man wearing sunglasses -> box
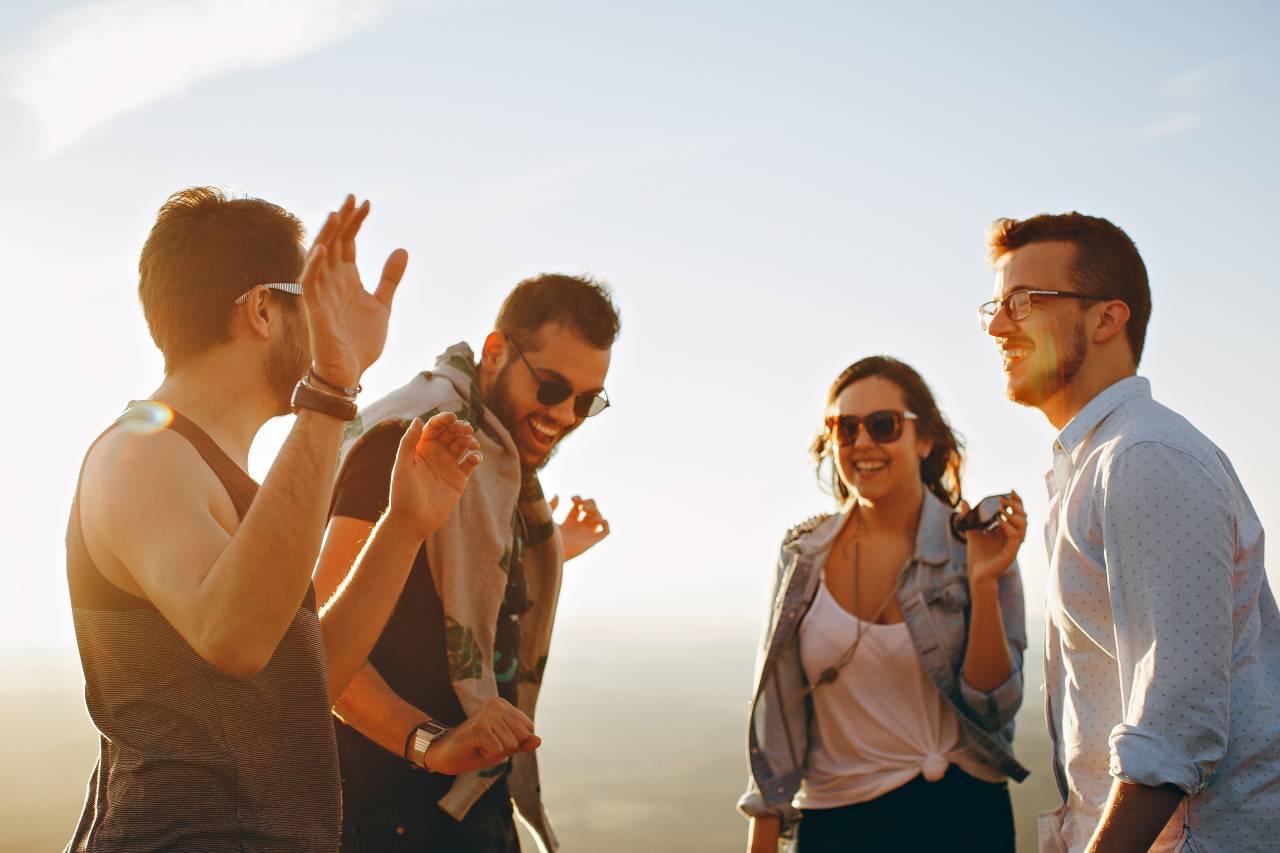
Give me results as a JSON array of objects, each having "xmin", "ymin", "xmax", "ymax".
[
  {"xmin": 315, "ymin": 273, "xmax": 620, "ymax": 852},
  {"xmin": 983, "ymin": 213, "xmax": 1280, "ymax": 853},
  {"xmin": 64, "ymin": 189, "xmax": 486, "ymax": 852}
]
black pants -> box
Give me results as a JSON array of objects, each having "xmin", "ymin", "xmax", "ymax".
[
  {"xmin": 339, "ymin": 796, "xmax": 520, "ymax": 853},
  {"xmin": 796, "ymin": 767, "xmax": 1015, "ymax": 853}
]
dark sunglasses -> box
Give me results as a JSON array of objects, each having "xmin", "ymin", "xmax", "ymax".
[
  {"xmin": 506, "ymin": 336, "xmax": 610, "ymax": 419},
  {"xmin": 825, "ymin": 410, "xmax": 918, "ymax": 445}
]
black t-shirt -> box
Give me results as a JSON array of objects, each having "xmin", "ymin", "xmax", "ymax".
[{"xmin": 330, "ymin": 425, "xmax": 527, "ymax": 830}]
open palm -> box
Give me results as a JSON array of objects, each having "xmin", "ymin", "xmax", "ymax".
[
  {"xmin": 388, "ymin": 413, "xmax": 483, "ymax": 539},
  {"xmin": 299, "ymin": 195, "xmax": 409, "ymax": 387}
]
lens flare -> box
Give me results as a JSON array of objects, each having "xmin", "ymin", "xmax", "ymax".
[{"xmin": 116, "ymin": 400, "xmax": 174, "ymax": 435}]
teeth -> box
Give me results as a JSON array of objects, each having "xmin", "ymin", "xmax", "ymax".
[
  {"xmin": 530, "ymin": 419, "xmax": 559, "ymax": 440},
  {"xmin": 854, "ymin": 460, "xmax": 887, "ymax": 473},
  {"xmin": 1002, "ymin": 347, "xmax": 1029, "ymax": 363}
]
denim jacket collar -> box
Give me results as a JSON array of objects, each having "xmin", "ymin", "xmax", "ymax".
[{"xmin": 792, "ymin": 491, "xmax": 953, "ymax": 567}]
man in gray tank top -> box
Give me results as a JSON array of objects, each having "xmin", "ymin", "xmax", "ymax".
[{"xmin": 65, "ymin": 188, "xmax": 535, "ymax": 852}]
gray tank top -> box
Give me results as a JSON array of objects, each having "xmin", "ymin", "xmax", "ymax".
[{"xmin": 65, "ymin": 405, "xmax": 340, "ymax": 852}]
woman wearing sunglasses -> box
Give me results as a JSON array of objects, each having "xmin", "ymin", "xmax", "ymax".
[{"xmin": 739, "ymin": 356, "xmax": 1029, "ymax": 853}]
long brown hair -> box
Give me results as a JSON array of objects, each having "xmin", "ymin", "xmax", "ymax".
[{"xmin": 810, "ymin": 356, "xmax": 964, "ymax": 507}]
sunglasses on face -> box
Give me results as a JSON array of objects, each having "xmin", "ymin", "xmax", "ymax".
[
  {"xmin": 825, "ymin": 410, "xmax": 918, "ymax": 445},
  {"xmin": 506, "ymin": 336, "xmax": 610, "ymax": 419}
]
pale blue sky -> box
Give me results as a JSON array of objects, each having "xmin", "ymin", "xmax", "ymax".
[{"xmin": 2, "ymin": 0, "xmax": 1278, "ymax": 665}]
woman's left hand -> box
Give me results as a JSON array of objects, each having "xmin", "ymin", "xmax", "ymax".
[{"xmin": 964, "ymin": 491, "xmax": 1027, "ymax": 587}]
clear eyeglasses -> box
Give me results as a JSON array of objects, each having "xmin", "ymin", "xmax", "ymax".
[{"xmin": 977, "ymin": 289, "xmax": 1112, "ymax": 331}]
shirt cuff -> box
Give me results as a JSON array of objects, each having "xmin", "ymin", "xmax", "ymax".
[
  {"xmin": 1108, "ymin": 724, "xmax": 1205, "ymax": 795},
  {"xmin": 959, "ymin": 663, "xmax": 1022, "ymax": 728},
  {"xmin": 737, "ymin": 788, "xmax": 800, "ymax": 825}
]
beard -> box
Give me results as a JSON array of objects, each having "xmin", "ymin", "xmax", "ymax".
[
  {"xmin": 267, "ymin": 308, "xmax": 311, "ymax": 414},
  {"xmin": 487, "ymin": 363, "xmax": 568, "ymax": 472},
  {"xmin": 1009, "ymin": 318, "xmax": 1088, "ymax": 408}
]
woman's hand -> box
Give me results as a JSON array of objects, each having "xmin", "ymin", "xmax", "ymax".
[
  {"xmin": 964, "ymin": 491, "xmax": 1027, "ymax": 588},
  {"xmin": 386, "ymin": 414, "xmax": 482, "ymax": 540}
]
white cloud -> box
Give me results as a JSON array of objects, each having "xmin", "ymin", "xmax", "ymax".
[
  {"xmin": 1159, "ymin": 59, "xmax": 1230, "ymax": 101},
  {"xmin": 1137, "ymin": 58, "xmax": 1235, "ymax": 140},
  {"xmin": 3, "ymin": 0, "xmax": 393, "ymax": 157},
  {"xmin": 1138, "ymin": 112, "xmax": 1204, "ymax": 139}
]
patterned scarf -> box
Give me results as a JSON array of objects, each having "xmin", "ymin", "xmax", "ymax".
[{"xmin": 339, "ymin": 343, "xmax": 563, "ymax": 851}]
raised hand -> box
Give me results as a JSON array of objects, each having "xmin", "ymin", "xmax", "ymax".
[
  {"xmin": 299, "ymin": 195, "xmax": 409, "ymax": 387},
  {"xmin": 964, "ymin": 491, "xmax": 1027, "ymax": 587},
  {"xmin": 423, "ymin": 697, "xmax": 541, "ymax": 776},
  {"xmin": 552, "ymin": 495, "xmax": 611, "ymax": 561},
  {"xmin": 387, "ymin": 413, "xmax": 483, "ymax": 540}
]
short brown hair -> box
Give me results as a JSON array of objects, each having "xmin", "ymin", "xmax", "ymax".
[
  {"xmin": 496, "ymin": 273, "xmax": 621, "ymax": 350},
  {"xmin": 810, "ymin": 356, "xmax": 965, "ymax": 508},
  {"xmin": 987, "ymin": 212, "xmax": 1151, "ymax": 364},
  {"xmin": 138, "ymin": 187, "xmax": 305, "ymax": 372}
]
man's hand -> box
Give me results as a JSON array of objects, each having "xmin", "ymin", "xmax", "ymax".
[
  {"xmin": 964, "ymin": 490, "xmax": 1027, "ymax": 587},
  {"xmin": 552, "ymin": 495, "xmax": 610, "ymax": 561},
  {"xmin": 387, "ymin": 414, "xmax": 483, "ymax": 540},
  {"xmin": 300, "ymin": 195, "xmax": 409, "ymax": 387},
  {"xmin": 423, "ymin": 697, "xmax": 541, "ymax": 775}
]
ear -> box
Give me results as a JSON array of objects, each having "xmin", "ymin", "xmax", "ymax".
[
  {"xmin": 479, "ymin": 331, "xmax": 507, "ymax": 383},
  {"xmin": 916, "ymin": 434, "xmax": 935, "ymax": 462},
  {"xmin": 1092, "ymin": 300, "xmax": 1131, "ymax": 347},
  {"xmin": 235, "ymin": 287, "xmax": 273, "ymax": 342}
]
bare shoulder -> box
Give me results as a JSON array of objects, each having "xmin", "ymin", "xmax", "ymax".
[{"xmin": 80, "ymin": 423, "xmax": 233, "ymax": 584}]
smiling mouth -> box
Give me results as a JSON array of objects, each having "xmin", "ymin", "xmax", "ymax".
[
  {"xmin": 1000, "ymin": 343, "xmax": 1033, "ymax": 370},
  {"xmin": 852, "ymin": 459, "xmax": 888, "ymax": 474},
  {"xmin": 527, "ymin": 415, "xmax": 562, "ymax": 448}
]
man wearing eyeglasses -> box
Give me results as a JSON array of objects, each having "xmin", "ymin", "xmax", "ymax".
[
  {"xmin": 314, "ymin": 273, "xmax": 620, "ymax": 852},
  {"xmin": 981, "ymin": 213, "xmax": 1280, "ymax": 853}
]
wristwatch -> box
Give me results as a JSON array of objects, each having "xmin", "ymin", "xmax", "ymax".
[{"xmin": 406, "ymin": 719, "xmax": 451, "ymax": 770}]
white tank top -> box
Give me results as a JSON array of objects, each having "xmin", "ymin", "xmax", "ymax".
[{"xmin": 795, "ymin": 579, "xmax": 1003, "ymax": 809}]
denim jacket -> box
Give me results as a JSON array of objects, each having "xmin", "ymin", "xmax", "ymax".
[{"xmin": 738, "ymin": 492, "xmax": 1029, "ymax": 831}]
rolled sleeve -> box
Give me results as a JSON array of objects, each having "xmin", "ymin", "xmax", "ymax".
[
  {"xmin": 959, "ymin": 660, "xmax": 1023, "ymax": 730},
  {"xmin": 1100, "ymin": 441, "xmax": 1233, "ymax": 794},
  {"xmin": 1109, "ymin": 724, "xmax": 1204, "ymax": 794}
]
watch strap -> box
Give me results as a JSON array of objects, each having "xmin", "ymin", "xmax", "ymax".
[
  {"xmin": 407, "ymin": 719, "xmax": 451, "ymax": 770},
  {"xmin": 291, "ymin": 381, "xmax": 358, "ymax": 421}
]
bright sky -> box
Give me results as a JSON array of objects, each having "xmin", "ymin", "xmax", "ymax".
[{"xmin": 2, "ymin": 0, "xmax": 1278, "ymax": 668}]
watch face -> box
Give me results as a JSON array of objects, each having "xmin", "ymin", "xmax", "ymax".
[{"xmin": 415, "ymin": 721, "xmax": 449, "ymax": 747}]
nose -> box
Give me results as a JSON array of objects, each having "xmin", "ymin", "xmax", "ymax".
[
  {"xmin": 985, "ymin": 300, "xmax": 1017, "ymax": 339},
  {"xmin": 851, "ymin": 421, "xmax": 876, "ymax": 450},
  {"xmin": 546, "ymin": 395, "xmax": 577, "ymax": 427}
]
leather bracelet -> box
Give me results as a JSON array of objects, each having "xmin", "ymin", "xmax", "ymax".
[
  {"xmin": 291, "ymin": 381, "xmax": 358, "ymax": 421},
  {"xmin": 308, "ymin": 368, "xmax": 361, "ymax": 399}
]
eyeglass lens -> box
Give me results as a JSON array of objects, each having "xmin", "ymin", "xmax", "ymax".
[
  {"xmin": 534, "ymin": 380, "xmax": 608, "ymax": 418},
  {"xmin": 980, "ymin": 292, "xmax": 1033, "ymax": 330}
]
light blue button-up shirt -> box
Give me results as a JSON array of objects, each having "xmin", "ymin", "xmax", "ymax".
[{"xmin": 1043, "ymin": 376, "xmax": 1280, "ymax": 852}]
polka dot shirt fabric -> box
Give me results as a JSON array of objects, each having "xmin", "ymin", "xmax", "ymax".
[{"xmin": 1042, "ymin": 376, "xmax": 1280, "ymax": 852}]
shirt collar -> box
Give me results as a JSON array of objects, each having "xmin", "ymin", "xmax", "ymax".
[{"xmin": 1054, "ymin": 375, "xmax": 1151, "ymax": 458}]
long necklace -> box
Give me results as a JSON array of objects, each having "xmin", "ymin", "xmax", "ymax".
[{"xmin": 813, "ymin": 507, "xmax": 908, "ymax": 688}]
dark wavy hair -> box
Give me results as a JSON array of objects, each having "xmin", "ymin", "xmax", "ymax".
[{"xmin": 810, "ymin": 356, "xmax": 965, "ymax": 507}]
